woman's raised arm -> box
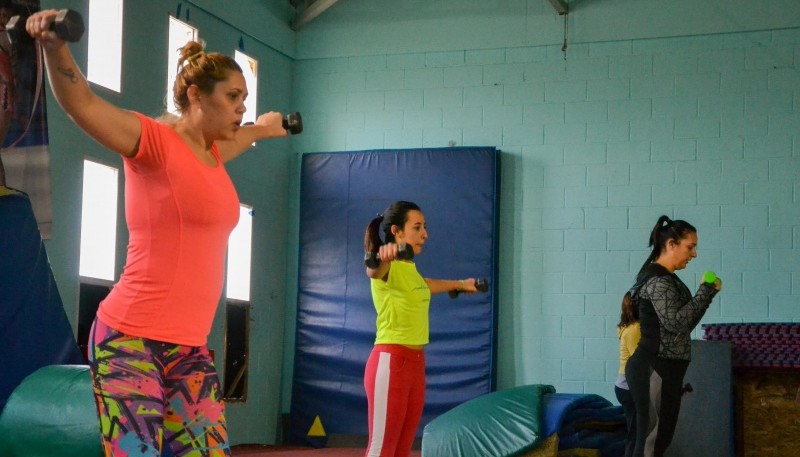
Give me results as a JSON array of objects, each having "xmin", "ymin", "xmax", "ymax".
[{"xmin": 29, "ymin": 10, "xmax": 141, "ymax": 157}]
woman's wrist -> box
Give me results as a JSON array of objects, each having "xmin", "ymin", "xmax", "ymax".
[{"xmin": 458, "ymin": 279, "xmax": 465, "ymax": 291}]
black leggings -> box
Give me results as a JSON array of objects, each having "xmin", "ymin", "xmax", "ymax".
[
  {"xmin": 615, "ymin": 385, "xmax": 636, "ymax": 457},
  {"xmin": 625, "ymin": 350, "xmax": 689, "ymax": 457}
]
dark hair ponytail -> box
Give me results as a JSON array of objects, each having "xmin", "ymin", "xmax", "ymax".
[
  {"xmin": 363, "ymin": 201, "xmax": 421, "ymax": 253},
  {"xmin": 364, "ymin": 216, "xmax": 383, "ymax": 254},
  {"xmin": 617, "ymin": 292, "xmax": 638, "ymax": 328},
  {"xmin": 638, "ymin": 215, "xmax": 697, "ymax": 273}
]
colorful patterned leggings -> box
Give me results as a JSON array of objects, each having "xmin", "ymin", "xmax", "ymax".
[{"xmin": 88, "ymin": 317, "xmax": 230, "ymax": 457}]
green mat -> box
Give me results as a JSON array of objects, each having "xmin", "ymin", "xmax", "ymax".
[
  {"xmin": 422, "ymin": 384, "xmax": 556, "ymax": 457},
  {"xmin": 0, "ymin": 365, "xmax": 102, "ymax": 457}
]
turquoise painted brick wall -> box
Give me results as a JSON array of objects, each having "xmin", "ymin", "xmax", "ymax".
[
  {"xmin": 26, "ymin": 0, "xmax": 799, "ymax": 443},
  {"xmin": 291, "ymin": 25, "xmax": 800, "ymax": 402}
]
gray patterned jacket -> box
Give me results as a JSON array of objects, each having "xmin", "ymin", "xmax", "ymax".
[{"xmin": 631, "ymin": 263, "xmax": 718, "ymax": 360}]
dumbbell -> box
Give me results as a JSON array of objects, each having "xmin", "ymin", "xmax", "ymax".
[
  {"xmin": 243, "ymin": 112, "xmax": 303, "ymax": 135},
  {"xmin": 449, "ymin": 278, "xmax": 489, "ymax": 299},
  {"xmin": 6, "ymin": 9, "xmax": 85, "ymax": 47},
  {"xmin": 282, "ymin": 112, "xmax": 303, "ymax": 135},
  {"xmin": 364, "ymin": 243, "xmax": 413, "ymax": 269},
  {"xmin": 702, "ymin": 271, "xmax": 718, "ymax": 285}
]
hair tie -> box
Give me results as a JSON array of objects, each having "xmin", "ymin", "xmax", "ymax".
[
  {"xmin": 188, "ymin": 51, "xmax": 205, "ymax": 62},
  {"xmin": 377, "ymin": 213, "xmax": 383, "ymax": 219}
]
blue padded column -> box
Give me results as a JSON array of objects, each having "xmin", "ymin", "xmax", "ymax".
[{"xmin": 0, "ymin": 191, "xmax": 83, "ymax": 414}]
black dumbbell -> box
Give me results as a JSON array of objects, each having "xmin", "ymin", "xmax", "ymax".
[
  {"xmin": 282, "ymin": 112, "xmax": 303, "ymax": 135},
  {"xmin": 364, "ymin": 243, "xmax": 413, "ymax": 269},
  {"xmin": 6, "ymin": 9, "xmax": 85, "ymax": 47},
  {"xmin": 449, "ymin": 278, "xmax": 489, "ymax": 299},
  {"xmin": 243, "ymin": 112, "xmax": 303, "ymax": 135}
]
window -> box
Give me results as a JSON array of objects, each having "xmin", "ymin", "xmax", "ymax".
[
  {"xmin": 226, "ymin": 204, "xmax": 253, "ymax": 300},
  {"xmin": 166, "ymin": 16, "xmax": 198, "ymax": 114},
  {"xmin": 223, "ymin": 302, "xmax": 250, "ymax": 401},
  {"xmin": 87, "ymin": 0, "xmax": 123, "ymax": 91},
  {"xmin": 77, "ymin": 282, "xmax": 112, "ymax": 360},
  {"xmin": 224, "ymin": 204, "xmax": 253, "ymax": 401},
  {"xmin": 78, "ymin": 159, "xmax": 119, "ymax": 361},
  {"xmin": 234, "ymin": 50, "xmax": 258, "ymax": 125},
  {"xmin": 79, "ymin": 160, "xmax": 118, "ymax": 281}
]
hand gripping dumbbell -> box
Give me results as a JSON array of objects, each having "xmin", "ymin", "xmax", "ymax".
[
  {"xmin": 244, "ymin": 112, "xmax": 303, "ymax": 135},
  {"xmin": 6, "ymin": 9, "xmax": 85, "ymax": 47},
  {"xmin": 364, "ymin": 243, "xmax": 413, "ymax": 269},
  {"xmin": 449, "ymin": 278, "xmax": 489, "ymax": 299}
]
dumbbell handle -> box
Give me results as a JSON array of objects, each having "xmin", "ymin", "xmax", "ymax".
[
  {"xmin": 448, "ymin": 278, "xmax": 489, "ymax": 299},
  {"xmin": 364, "ymin": 243, "xmax": 413, "ymax": 269}
]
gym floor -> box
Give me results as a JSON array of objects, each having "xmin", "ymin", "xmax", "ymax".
[{"xmin": 230, "ymin": 445, "xmax": 421, "ymax": 456}]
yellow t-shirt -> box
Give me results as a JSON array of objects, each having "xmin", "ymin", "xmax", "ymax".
[
  {"xmin": 618, "ymin": 322, "xmax": 641, "ymax": 375},
  {"xmin": 370, "ymin": 260, "xmax": 431, "ymax": 346},
  {"xmin": 0, "ymin": 186, "xmax": 19, "ymax": 197}
]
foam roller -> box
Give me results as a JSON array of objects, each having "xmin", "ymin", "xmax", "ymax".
[{"xmin": 0, "ymin": 365, "xmax": 101, "ymax": 457}]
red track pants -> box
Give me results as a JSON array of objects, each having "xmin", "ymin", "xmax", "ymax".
[{"xmin": 363, "ymin": 344, "xmax": 426, "ymax": 457}]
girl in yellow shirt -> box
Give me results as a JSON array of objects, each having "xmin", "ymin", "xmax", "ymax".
[{"xmin": 616, "ymin": 291, "xmax": 640, "ymax": 457}]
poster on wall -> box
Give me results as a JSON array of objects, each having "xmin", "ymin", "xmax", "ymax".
[{"xmin": 0, "ymin": 0, "xmax": 53, "ymax": 238}]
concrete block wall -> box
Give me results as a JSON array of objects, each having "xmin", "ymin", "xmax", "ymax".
[{"xmin": 290, "ymin": 28, "xmax": 800, "ymax": 398}]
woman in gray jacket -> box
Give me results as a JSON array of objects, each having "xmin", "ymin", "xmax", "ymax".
[{"xmin": 625, "ymin": 215, "xmax": 721, "ymax": 457}]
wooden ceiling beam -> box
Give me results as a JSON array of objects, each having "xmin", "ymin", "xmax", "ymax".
[
  {"xmin": 291, "ymin": 0, "xmax": 340, "ymax": 30},
  {"xmin": 547, "ymin": 0, "xmax": 569, "ymax": 15}
]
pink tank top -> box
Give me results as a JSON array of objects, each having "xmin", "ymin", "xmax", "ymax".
[{"xmin": 97, "ymin": 113, "xmax": 239, "ymax": 346}]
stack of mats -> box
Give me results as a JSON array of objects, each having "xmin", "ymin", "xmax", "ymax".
[
  {"xmin": 702, "ymin": 323, "xmax": 800, "ymax": 368},
  {"xmin": 421, "ymin": 386, "xmax": 626, "ymax": 457},
  {"xmin": 541, "ymin": 393, "xmax": 625, "ymax": 457}
]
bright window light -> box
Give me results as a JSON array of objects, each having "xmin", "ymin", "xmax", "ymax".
[
  {"xmin": 226, "ymin": 204, "xmax": 253, "ymax": 301},
  {"xmin": 87, "ymin": 0, "xmax": 123, "ymax": 92},
  {"xmin": 166, "ymin": 16, "xmax": 198, "ymax": 114},
  {"xmin": 79, "ymin": 160, "xmax": 118, "ymax": 281},
  {"xmin": 234, "ymin": 50, "xmax": 258, "ymax": 125}
]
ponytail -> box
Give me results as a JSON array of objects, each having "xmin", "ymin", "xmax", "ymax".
[
  {"xmin": 617, "ymin": 292, "xmax": 638, "ymax": 328},
  {"xmin": 639, "ymin": 215, "xmax": 671, "ymax": 271},
  {"xmin": 364, "ymin": 215, "xmax": 383, "ymax": 254}
]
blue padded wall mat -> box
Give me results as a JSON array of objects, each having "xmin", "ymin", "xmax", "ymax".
[{"xmin": 289, "ymin": 147, "xmax": 500, "ymax": 446}]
